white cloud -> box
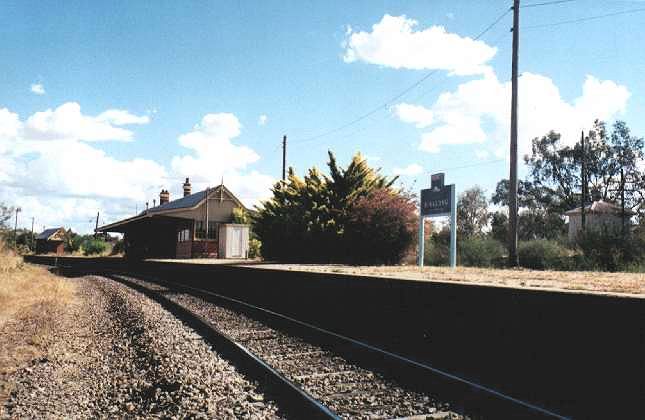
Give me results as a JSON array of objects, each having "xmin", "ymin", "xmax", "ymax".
[
  {"xmin": 97, "ymin": 109, "xmax": 151, "ymax": 125},
  {"xmin": 171, "ymin": 113, "xmax": 274, "ymax": 207},
  {"xmin": 343, "ymin": 14, "xmax": 496, "ymax": 75},
  {"xmin": 24, "ymin": 102, "xmax": 149, "ymax": 142},
  {"xmin": 393, "ymin": 163, "xmax": 424, "ymax": 176},
  {"xmin": 392, "ymin": 103, "xmax": 434, "ymax": 128},
  {"xmin": 1, "ymin": 104, "xmax": 274, "ymax": 232},
  {"xmin": 258, "ymin": 114, "xmax": 268, "ymax": 126},
  {"xmin": 30, "ymin": 83, "xmax": 45, "ymax": 95},
  {"xmin": 0, "ymin": 103, "xmax": 164, "ymax": 232},
  {"xmin": 395, "ymin": 72, "xmax": 630, "ymax": 156}
]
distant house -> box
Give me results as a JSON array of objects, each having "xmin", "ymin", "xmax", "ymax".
[
  {"xmin": 565, "ymin": 200, "xmax": 636, "ymax": 242},
  {"xmin": 35, "ymin": 227, "xmax": 66, "ymax": 255},
  {"xmin": 96, "ymin": 178, "xmax": 250, "ymax": 260}
]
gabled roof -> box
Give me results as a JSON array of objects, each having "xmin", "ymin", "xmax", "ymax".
[
  {"xmin": 36, "ymin": 227, "xmax": 65, "ymax": 240},
  {"xmin": 565, "ymin": 200, "xmax": 636, "ymax": 216},
  {"xmin": 97, "ymin": 184, "xmax": 247, "ymax": 232}
]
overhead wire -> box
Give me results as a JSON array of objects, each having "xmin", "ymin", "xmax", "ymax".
[
  {"xmin": 290, "ymin": 6, "xmax": 513, "ymax": 145},
  {"xmin": 521, "ymin": 0, "xmax": 576, "ymax": 8},
  {"xmin": 524, "ymin": 6, "xmax": 645, "ymax": 29}
]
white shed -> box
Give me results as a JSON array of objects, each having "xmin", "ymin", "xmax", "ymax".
[
  {"xmin": 565, "ymin": 200, "xmax": 635, "ymax": 242},
  {"xmin": 218, "ymin": 224, "xmax": 250, "ymax": 258}
]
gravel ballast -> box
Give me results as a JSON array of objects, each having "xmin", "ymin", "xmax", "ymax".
[
  {"xmin": 3, "ymin": 275, "xmax": 281, "ymax": 419},
  {"xmin": 114, "ymin": 275, "xmax": 464, "ymax": 419}
]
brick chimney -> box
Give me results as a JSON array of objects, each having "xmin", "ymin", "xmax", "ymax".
[
  {"xmin": 183, "ymin": 177, "xmax": 192, "ymax": 197},
  {"xmin": 159, "ymin": 189, "xmax": 170, "ymax": 205}
]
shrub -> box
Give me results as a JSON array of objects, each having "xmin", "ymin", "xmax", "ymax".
[
  {"xmin": 82, "ymin": 238, "xmax": 108, "ymax": 256},
  {"xmin": 423, "ymin": 229, "xmax": 449, "ymax": 266},
  {"xmin": 459, "ymin": 237, "xmax": 505, "ymax": 267},
  {"xmin": 576, "ymin": 228, "xmax": 645, "ymax": 272},
  {"xmin": 111, "ymin": 239, "xmax": 125, "ymax": 255},
  {"xmin": 248, "ymin": 238, "xmax": 261, "ymax": 259},
  {"xmin": 518, "ymin": 240, "xmax": 567, "ymax": 270},
  {"xmin": 344, "ymin": 189, "xmax": 417, "ymax": 265}
]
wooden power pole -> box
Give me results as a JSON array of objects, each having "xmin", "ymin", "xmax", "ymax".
[
  {"xmin": 282, "ymin": 135, "xmax": 287, "ymax": 181},
  {"xmin": 581, "ymin": 131, "xmax": 586, "ymax": 232},
  {"xmin": 508, "ymin": 0, "xmax": 520, "ymax": 267},
  {"xmin": 94, "ymin": 212, "xmax": 99, "ymax": 237}
]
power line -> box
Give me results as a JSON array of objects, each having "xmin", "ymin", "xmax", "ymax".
[
  {"xmin": 521, "ymin": 0, "xmax": 576, "ymax": 8},
  {"xmin": 525, "ymin": 7, "xmax": 645, "ymax": 29},
  {"xmin": 291, "ymin": 7, "xmax": 513, "ymax": 145}
]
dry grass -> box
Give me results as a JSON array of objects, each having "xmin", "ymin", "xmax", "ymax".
[
  {"xmin": 253, "ymin": 264, "xmax": 645, "ymax": 297},
  {"xmin": 0, "ymin": 241, "xmax": 76, "ymax": 412}
]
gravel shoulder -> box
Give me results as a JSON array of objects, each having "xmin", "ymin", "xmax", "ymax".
[{"xmin": 2, "ymin": 275, "xmax": 282, "ymax": 419}]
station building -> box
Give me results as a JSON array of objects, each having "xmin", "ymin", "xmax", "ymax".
[
  {"xmin": 97, "ymin": 178, "xmax": 250, "ymax": 260},
  {"xmin": 35, "ymin": 227, "xmax": 66, "ymax": 255}
]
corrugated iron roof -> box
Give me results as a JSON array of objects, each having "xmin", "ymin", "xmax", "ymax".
[
  {"xmin": 147, "ymin": 189, "xmax": 208, "ymax": 213},
  {"xmin": 36, "ymin": 227, "xmax": 64, "ymax": 240}
]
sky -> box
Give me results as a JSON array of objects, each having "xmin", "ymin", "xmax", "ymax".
[{"xmin": 1, "ymin": 0, "xmax": 644, "ymax": 233}]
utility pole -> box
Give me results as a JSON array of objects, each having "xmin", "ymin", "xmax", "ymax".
[
  {"xmin": 581, "ymin": 131, "xmax": 586, "ymax": 232},
  {"xmin": 282, "ymin": 135, "xmax": 287, "ymax": 181},
  {"xmin": 14, "ymin": 207, "xmax": 21, "ymax": 248},
  {"xmin": 31, "ymin": 217, "xmax": 35, "ymax": 251},
  {"xmin": 94, "ymin": 212, "xmax": 99, "ymax": 238},
  {"xmin": 508, "ymin": 0, "xmax": 520, "ymax": 267}
]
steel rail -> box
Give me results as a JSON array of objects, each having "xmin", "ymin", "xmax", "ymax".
[
  {"xmin": 106, "ymin": 274, "xmax": 340, "ymax": 420},
  {"xmin": 122, "ymin": 273, "xmax": 568, "ymax": 420}
]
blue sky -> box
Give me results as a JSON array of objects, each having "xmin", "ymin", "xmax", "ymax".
[{"xmin": 1, "ymin": 0, "xmax": 644, "ymax": 232}]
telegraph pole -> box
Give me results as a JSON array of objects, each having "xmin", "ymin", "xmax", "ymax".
[
  {"xmin": 282, "ymin": 135, "xmax": 287, "ymax": 181},
  {"xmin": 581, "ymin": 131, "xmax": 586, "ymax": 232},
  {"xmin": 94, "ymin": 212, "xmax": 99, "ymax": 237},
  {"xmin": 508, "ymin": 0, "xmax": 520, "ymax": 267},
  {"xmin": 31, "ymin": 217, "xmax": 35, "ymax": 250},
  {"xmin": 14, "ymin": 207, "xmax": 21, "ymax": 248}
]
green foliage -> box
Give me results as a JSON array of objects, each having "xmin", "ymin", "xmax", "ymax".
[
  {"xmin": 253, "ymin": 151, "xmax": 411, "ymax": 263},
  {"xmin": 424, "ymin": 228, "xmax": 449, "ymax": 266},
  {"xmin": 111, "ymin": 239, "xmax": 125, "ymax": 255},
  {"xmin": 231, "ymin": 207, "xmax": 250, "ymax": 224},
  {"xmin": 82, "ymin": 238, "xmax": 108, "ymax": 256},
  {"xmin": 459, "ymin": 237, "xmax": 505, "ymax": 267},
  {"xmin": 518, "ymin": 240, "xmax": 567, "ymax": 270},
  {"xmin": 457, "ymin": 186, "xmax": 489, "ymax": 238},
  {"xmin": 576, "ymin": 228, "xmax": 645, "ymax": 272},
  {"xmin": 248, "ymin": 238, "xmax": 261, "ymax": 259},
  {"xmin": 64, "ymin": 231, "xmax": 85, "ymax": 253}
]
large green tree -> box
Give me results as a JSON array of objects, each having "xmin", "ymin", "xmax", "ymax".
[
  {"xmin": 457, "ymin": 186, "xmax": 489, "ymax": 238},
  {"xmin": 253, "ymin": 151, "xmax": 415, "ymax": 263}
]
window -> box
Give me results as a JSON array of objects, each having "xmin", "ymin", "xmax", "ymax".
[
  {"xmin": 177, "ymin": 229, "xmax": 190, "ymax": 242},
  {"xmin": 195, "ymin": 221, "xmax": 218, "ymax": 240}
]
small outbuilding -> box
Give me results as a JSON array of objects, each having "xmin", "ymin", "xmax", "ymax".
[
  {"xmin": 565, "ymin": 200, "xmax": 635, "ymax": 242},
  {"xmin": 35, "ymin": 227, "xmax": 66, "ymax": 255},
  {"xmin": 96, "ymin": 178, "xmax": 251, "ymax": 260}
]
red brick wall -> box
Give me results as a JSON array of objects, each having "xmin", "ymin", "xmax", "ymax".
[
  {"xmin": 176, "ymin": 241, "xmax": 192, "ymax": 259},
  {"xmin": 191, "ymin": 241, "xmax": 218, "ymax": 258}
]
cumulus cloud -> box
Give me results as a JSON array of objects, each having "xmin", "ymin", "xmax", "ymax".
[
  {"xmin": 393, "ymin": 163, "xmax": 424, "ymax": 176},
  {"xmin": 343, "ymin": 14, "xmax": 496, "ymax": 75},
  {"xmin": 171, "ymin": 113, "xmax": 274, "ymax": 207},
  {"xmin": 1, "ymin": 104, "xmax": 274, "ymax": 231},
  {"xmin": 395, "ymin": 73, "xmax": 630, "ymax": 156},
  {"xmin": 392, "ymin": 103, "xmax": 434, "ymax": 128},
  {"xmin": 258, "ymin": 114, "xmax": 268, "ymax": 126},
  {"xmin": 30, "ymin": 83, "xmax": 46, "ymax": 95},
  {"xmin": 24, "ymin": 102, "xmax": 149, "ymax": 142}
]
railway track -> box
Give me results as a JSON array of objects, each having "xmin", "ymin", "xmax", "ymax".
[{"xmin": 102, "ymin": 272, "xmax": 566, "ymax": 420}]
